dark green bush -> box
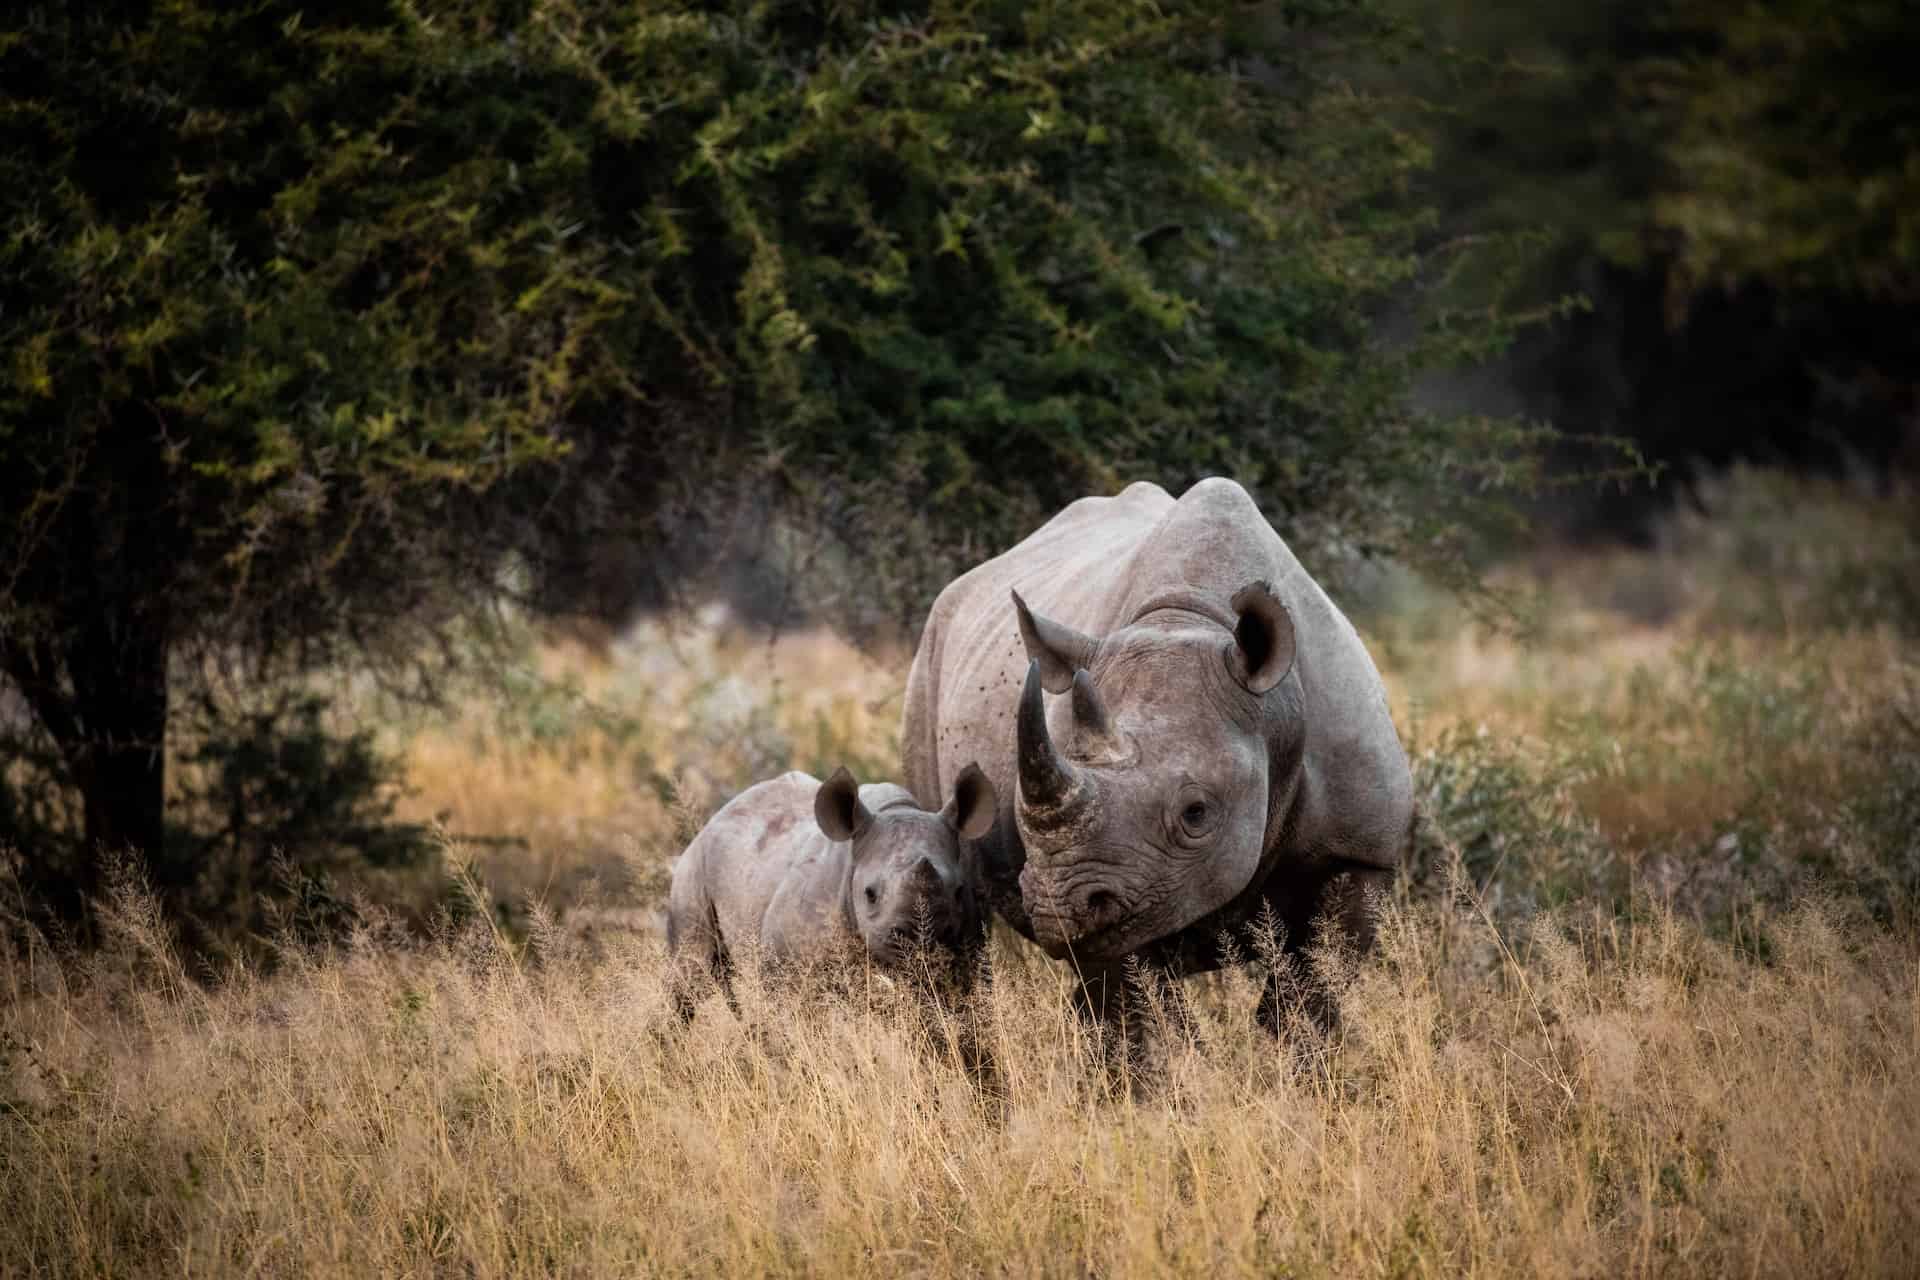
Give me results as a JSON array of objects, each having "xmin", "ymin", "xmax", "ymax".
[{"xmin": 167, "ymin": 694, "xmax": 433, "ymax": 942}]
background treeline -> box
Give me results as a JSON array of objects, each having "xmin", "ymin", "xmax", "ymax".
[
  {"xmin": 2, "ymin": 0, "xmax": 1913, "ymax": 949},
  {"xmin": 1403, "ymin": 0, "xmax": 1919, "ymax": 534}
]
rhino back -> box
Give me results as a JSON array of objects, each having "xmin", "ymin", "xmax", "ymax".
[{"xmin": 681, "ymin": 772, "xmax": 847, "ymax": 957}]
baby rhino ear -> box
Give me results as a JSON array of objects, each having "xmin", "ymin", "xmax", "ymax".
[
  {"xmin": 814, "ymin": 767, "xmax": 872, "ymax": 842},
  {"xmin": 942, "ymin": 762, "xmax": 998, "ymax": 840}
]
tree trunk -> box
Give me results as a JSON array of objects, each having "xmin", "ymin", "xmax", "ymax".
[
  {"xmin": 70, "ymin": 604, "xmax": 172, "ymax": 897},
  {"xmin": 2, "ymin": 596, "xmax": 172, "ymax": 938},
  {"xmin": 3, "ymin": 410, "xmax": 181, "ymax": 941},
  {"xmin": 66, "ymin": 414, "xmax": 179, "ymax": 933}
]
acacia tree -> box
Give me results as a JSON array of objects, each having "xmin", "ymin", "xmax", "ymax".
[
  {"xmin": 2, "ymin": 2, "xmax": 601, "ymax": 926},
  {"xmin": 2, "ymin": 0, "xmax": 1527, "ymax": 936}
]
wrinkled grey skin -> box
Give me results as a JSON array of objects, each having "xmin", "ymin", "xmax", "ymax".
[
  {"xmin": 902, "ymin": 478, "xmax": 1413, "ymax": 1032},
  {"xmin": 667, "ymin": 765, "xmax": 995, "ymax": 1017}
]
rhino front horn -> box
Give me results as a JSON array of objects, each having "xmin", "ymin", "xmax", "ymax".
[{"xmin": 1017, "ymin": 659, "xmax": 1086, "ymax": 816}]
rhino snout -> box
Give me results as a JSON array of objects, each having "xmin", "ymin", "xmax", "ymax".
[{"xmin": 1019, "ymin": 866, "xmax": 1128, "ymax": 954}]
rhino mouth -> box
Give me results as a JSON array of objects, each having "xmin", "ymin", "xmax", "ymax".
[
  {"xmin": 1020, "ymin": 869, "xmax": 1130, "ymax": 958},
  {"xmin": 869, "ymin": 914, "xmax": 973, "ymax": 970}
]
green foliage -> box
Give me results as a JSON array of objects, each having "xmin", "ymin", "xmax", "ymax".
[
  {"xmin": 1402, "ymin": 0, "xmax": 1920, "ymax": 303},
  {"xmin": 1386, "ymin": 1, "xmax": 1650, "ymax": 284},
  {"xmin": 5, "ymin": 0, "xmax": 1538, "ymax": 628},
  {"xmin": 0, "ymin": 1, "xmax": 607, "ymax": 664},
  {"xmin": 167, "ymin": 693, "xmax": 434, "ymax": 933},
  {"xmin": 1388, "ymin": 0, "xmax": 1920, "ymax": 535},
  {"xmin": 1629, "ymin": 0, "xmax": 1920, "ymax": 301},
  {"xmin": 1408, "ymin": 722, "xmax": 1612, "ymax": 915}
]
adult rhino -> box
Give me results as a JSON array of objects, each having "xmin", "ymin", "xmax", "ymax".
[{"xmin": 902, "ymin": 478, "xmax": 1412, "ymax": 1033}]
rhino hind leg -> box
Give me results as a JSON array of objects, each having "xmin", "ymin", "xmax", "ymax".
[{"xmin": 667, "ymin": 899, "xmax": 734, "ymax": 1024}]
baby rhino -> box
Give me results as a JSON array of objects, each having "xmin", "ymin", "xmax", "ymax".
[{"xmin": 667, "ymin": 764, "xmax": 995, "ymax": 1017}]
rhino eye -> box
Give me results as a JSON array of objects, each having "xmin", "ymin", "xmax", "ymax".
[
  {"xmin": 1173, "ymin": 787, "xmax": 1219, "ymax": 843},
  {"xmin": 864, "ymin": 885, "xmax": 878, "ymax": 906}
]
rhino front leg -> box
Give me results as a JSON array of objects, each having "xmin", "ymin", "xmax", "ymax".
[
  {"xmin": 1069, "ymin": 957, "xmax": 1198, "ymax": 1093},
  {"xmin": 1253, "ymin": 959, "xmax": 1337, "ymax": 1041},
  {"xmin": 1253, "ymin": 864, "xmax": 1391, "ymax": 1040}
]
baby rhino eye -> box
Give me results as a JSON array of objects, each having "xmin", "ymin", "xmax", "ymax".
[
  {"xmin": 1182, "ymin": 801, "xmax": 1208, "ymax": 829},
  {"xmin": 864, "ymin": 885, "xmax": 878, "ymax": 906}
]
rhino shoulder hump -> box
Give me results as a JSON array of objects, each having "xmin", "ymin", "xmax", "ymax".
[{"xmin": 1178, "ymin": 475, "xmax": 1258, "ymax": 509}]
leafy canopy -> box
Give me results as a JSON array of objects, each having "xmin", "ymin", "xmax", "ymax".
[
  {"xmin": 1631, "ymin": 0, "xmax": 1920, "ymax": 302},
  {"xmin": 4, "ymin": 0, "xmax": 1529, "ymax": 641}
]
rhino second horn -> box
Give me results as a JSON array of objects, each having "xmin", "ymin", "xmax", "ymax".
[
  {"xmin": 1070, "ymin": 668, "xmax": 1120, "ymax": 755},
  {"xmin": 1017, "ymin": 659, "xmax": 1085, "ymax": 815}
]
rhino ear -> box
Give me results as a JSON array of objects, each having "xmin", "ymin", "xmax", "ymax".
[
  {"xmin": 1012, "ymin": 589, "xmax": 1096, "ymax": 694},
  {"xmin": 814, "ymin": 767, "xmax": 872, "ymax": 842},
  {"xmin": 1228, "ymin": 581, "xmax": 1296, "ymax": 695},
  {"xmin": 942, "ymin": 762, "xmax": 998, "ymax": 841}
]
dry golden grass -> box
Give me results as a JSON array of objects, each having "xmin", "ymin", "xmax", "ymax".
[
  {"xmin": 1384, "ymin": 604, "xmax": 1914, "ymax": 853},
  {"xmin": 4, "ymin": 867, "xmax": 1915, "ymax": 1277}
]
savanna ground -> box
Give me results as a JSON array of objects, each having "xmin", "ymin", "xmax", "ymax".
[{"xmin": 4, "ymin": 470, "xmax": 1918, "ymax": 1277}]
